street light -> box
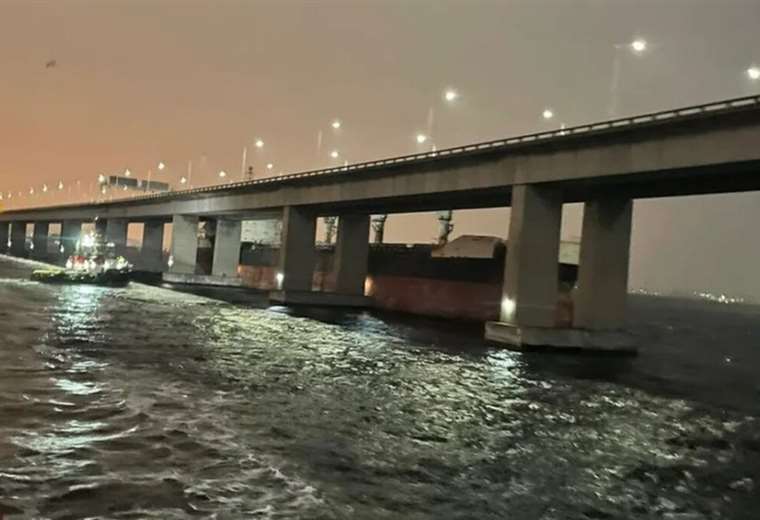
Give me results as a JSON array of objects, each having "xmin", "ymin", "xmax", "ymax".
[
  {"xmin": 748, "ymin": 66, "xmax": 760, "ymax": 81},
  {"xmin": 42, "ymin": 184, "xmax": 48, "ymax": 193},
  {"xmin": 58, "ymin": 180, "xmax": 64, "ymax": 190},
  {"xmin": 124, "ymin": 168, "xmax": 131, "ymax": 177},
  {"xmin": 255, "ymin": 139, "xmax": 264, "ymax": 149},
  {"xmin": 444, "ymin": 89, "xmax": 458, "ymax": 102},
  {"xmin": 158, "ymin": 162, "xmax": 166, "ymax": 171},
  {"xmin": 330, "ymin": 150, "xmax": 339, "ymax": 159},
  {"xmin": 542, "ymin": 108, "xmax": 554, "ymax": 120},
  {"xmin": 331, "ymin": 119, "xmax": 341, "ymax": 130},
  {"xmin": 266, "ymin": 163, "xmax": 274, "ymax": 170},
  {"xmin": 630, "ymin": 39, "xmax": 647, "ymax": 54},
  {"xmin": 180, "ymin": 176, "xmax": 188, "ymax": 185},
  {"xmin": 218, "ymin": 170, "xmax": 227, "ymax": 179},
  {"xmin": 416, "ymin": 133, "xmax": 428, "ymax": 144}
]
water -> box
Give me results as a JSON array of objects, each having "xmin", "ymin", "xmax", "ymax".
[{"xmin": 1, "ymin": 257, "xmax": 759, "ymax": 519}]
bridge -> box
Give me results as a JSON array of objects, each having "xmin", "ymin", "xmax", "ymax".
[{"xmin": 3, "ymin": 95, "xmax": 760, "ymax": 350}]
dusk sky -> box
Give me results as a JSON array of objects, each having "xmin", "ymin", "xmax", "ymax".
[{"xmin": 1, "ymin": 0, "xmax": 760, "ymax": 298}]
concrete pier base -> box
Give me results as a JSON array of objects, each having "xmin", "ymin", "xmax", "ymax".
[
  {"xmin": 485, "ymin": 322, "xmax": 636, "ymax": 353},
  {"xmin": 162, "ymin": 272, "xmax": 244, "ymax": 287},
  {"xmin": 269, "ymin": 290, "xmax": 370, "ymax": 308}
]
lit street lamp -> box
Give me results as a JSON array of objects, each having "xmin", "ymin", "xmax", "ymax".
[
  {"xmin": 542, "ymin": 108, "xmax": 554, "ymax": 120},
  {"xmin": 331, "ymin": 119, "xmax": 341, "ymax": 130},
  {"xmin": 218, "ymin": 170, "xmax": 227, "ymax": 179},
  {"xmin": 444, "ymin": 89, "xmax": 458, "ymax": 102},
  {"xmin": 609, "ymin": 37, "xmax": 651, "ymax": 117},
  {"xmin": 158, "ymin": 161, "xmax": 166, "ymax": 171},
  {"xmin": 255, "ymin": 139, "xmax": 264, "ymax": 149},
  {"xmin": 330, "ymin": 150, "xmax": 339, "ymax": 159},
  {"xmin": 630, "ymin": 39, "xmax": 647, "ymax": 54},
  {"xmin": 415, "ymin": 133, "xmax": 428, "ymax": 144},
  {"xmin": 748, "ymin": 66, "xmax": 760, "ymax": 81}
]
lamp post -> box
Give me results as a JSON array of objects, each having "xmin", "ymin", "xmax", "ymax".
[{"xmin": 609, "ymin": 38, "xmax": 649, "ymax": 117}]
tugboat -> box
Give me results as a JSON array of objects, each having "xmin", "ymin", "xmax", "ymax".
[{"xmin": 31, "ymin": 232, "xmax": 132, "ymax": 287}]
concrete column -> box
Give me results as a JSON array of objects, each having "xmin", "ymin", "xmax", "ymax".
[
  {"xmin": 94, "ymin": 218, "xmax": 107, "ymax": 237},
  {"xmin": 140, "ymin": 220, "xmax": 165, "ymax": 272},
  {"xmin": 278, "ymin": 206, "xmax": 316, "ymax": 291},
  {"xmin": 32, "ymin": 222, "xmax": 50, "ymax": 259},
  {"xmin": 170, "ymin": 215, "xmax": 198, "ymax": 274},
  {"xmin": 0, "ymin": 223, "xmax": 9, "ymax": 254},
  {"xmin": 105, "ymin": 218, "xmax": 129, "ymax": 257},
  {"xmin": 574, "ymin": 198, "xmax": 633, "ymax": 330},
  {"xmin": 212, "ymin": 218, "xmax": 242, "ymax": 277},
  {"xmin": 10, "ymin": 222, "xmax": 27, "ymax": 257},
  {"xmin": 500, "ymin": 184, "xmax": 562, "ymax": 327},
  {"xmin": 61, "ymin": 220, "xmax": 83, "ymax": 257},
  {"xmin": 334, "ymin": 214, "xmax": 370, "ymax": 295}
]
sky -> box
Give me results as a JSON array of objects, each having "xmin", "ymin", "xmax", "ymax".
[{"xmin": 1, "ymin": 0, "xmax": 760, "ymax": 298}]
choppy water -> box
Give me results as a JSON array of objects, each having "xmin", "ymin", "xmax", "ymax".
[{"xmin": 1, "ymin": 256, "xmax": 759, "ymax": 519}]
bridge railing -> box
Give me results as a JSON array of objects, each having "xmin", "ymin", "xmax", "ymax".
[{"xmin": 159, "ymin": 95, "xmax": 760, "ymax": 198}]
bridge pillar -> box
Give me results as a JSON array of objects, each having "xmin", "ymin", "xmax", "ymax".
[
  {"xmin": 10, "ymin": 222, "xmax": 27, "ymax": 257},
  {"xmin": 501, "ymin": 184, "xmax": 562, "ymax": 327},
  {"xmin": 105, "ymin": 218, "xmax": 129, "ymax": 257},
  {"xmin": 211, "ymin": 218, "xmax": 242, "ymax": 277},
  {"xmin": 278, "ymin": 206, "xmax": 316, "ymax": 292},
  {"xmin": 95, "ymin": 218, "xmax": 107, "ymax": 237},
  {"xmin": 169, "ymin": 215, "xmax": 198, "ymax": 274},
  {"xmin": 61, "ymin": 220, "xmax": 83, "ymax": 258},
  {"xmin": 334, "ymin": 214, "xmax": 370, "ymax": 295},
  {"xmin": 139, "ymin": 220, "xmax": 165, "ymax": 272},
  {"xmin": 574, "ymin": 198, "xmax": 633, "ymax": 330},
  {"xmin": 0, "ymin": 223, "xmax": 9, "ymax": 254},
  {"xmin": 32, "ymin": 222, "xmax": 50, "ymax": 260}
]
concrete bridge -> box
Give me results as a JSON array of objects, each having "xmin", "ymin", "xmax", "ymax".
[{"xmin": 3, "ymin": 95, "xmax": 760, "ymax": 351}]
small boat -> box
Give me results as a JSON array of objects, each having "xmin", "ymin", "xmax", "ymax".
[{"xmin": 31, "ymin": 231, "xmax": 132, "ymax": 287}]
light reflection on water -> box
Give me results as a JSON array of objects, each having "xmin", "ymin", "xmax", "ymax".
[{"xmin": 0, "ymin": 258, "xmax": 759, "ymax": 519}]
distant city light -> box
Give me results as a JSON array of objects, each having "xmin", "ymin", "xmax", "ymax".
[
  {"xmin": 267, "ymin": 163, "xmax": 274, "ymax": 170},
  {"xmin": 331, "ymin": 119, "xmax": 341, "ymax": 130},
  {"xmin": 330, "ymin": 150, "xmax": 339, "ymax": 159},
  {"xmin": 42, "ymin": 184, "xmax": 48, "ymax": 193},
  {"xmin": 444, "ymin": 89, "xmax": 458, "ymax": 102},
  {"xmin": 98, "ymin": 174, "xmax": 106, "ymax": 183},
  {"xmin": 255, "ymin": 139, "xmax": 264, "ymax": 148},
  {"xmin": 180, "ymin": 176, "xmax": 187, "ymax": 184},
  {"xmin": 542, "ymin": 108, "xmax": 554, "ymax": 120},
  {"xmin": 124, "ymin": 168, "xmax": 131, "ymax": 177},
  {"xmin": 416, "ymin": 133, "xmax": 428, "ymax": 144},
  {"xmin": 748, "ymin": 66, "xmax": 760, "ymax": 80},
  {"xmin": 218, "ymin": 170, "xmax": 227, "ymax": 178},
  {"xmin": 58, "ymin": 181, "xmax": 64, "ymax": 190},
  {"xmin": 157, "ymin": 162, "xmax": 166, "ymax": 171},
  {"xmin": 631, "ymin": 39, "xmax": 647, "ymax": 53},
  {"xmin": 29, "ymin": 187, "xmax": 34, "ymax": 195}
]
